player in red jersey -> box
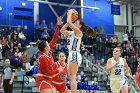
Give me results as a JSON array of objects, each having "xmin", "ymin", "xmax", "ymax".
[
  {"xmin": 36, "ymin": 17, "xmax": 63, "ymax": 93},
  {"xmin": 136, "ymin": 58, "xmax": 140, "ymax": 88},
  {"xmin": 52, "ymin": 52, "xmax": 68, "ymax": 93}
]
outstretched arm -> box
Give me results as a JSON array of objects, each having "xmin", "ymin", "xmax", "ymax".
[
  {"xmin": 49, "ymin": 17, "xmax": 62, "ymax": 50},
  {"xmin": 38, "ymin": 56, "xmax": 63, "ymax": 77}
]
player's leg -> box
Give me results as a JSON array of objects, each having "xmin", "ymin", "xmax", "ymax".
[
  {"xmin": 110, "ymin": 79, "xmax": 121, "ymax": 93},
  {"xmin": 121, "ymin": 86, "xmax": 128, "ymax": 93},
  {"xmin": 68, "ymin": 61, "xmax": 78, "ymax": 93},
  {"xmin": 52, "ymin": 87, "xmax": 57, "ymax": 93},
  {"xmin": 39, "ymin": 81, "xmax": 56, "ymax": 93},
  {"xmin": 121, "ymin": 79, "xmax": 128, "ymax": 93},
  {"xmin": 40, "ymin": 89, "xmax": 54, "ymax": 93}
]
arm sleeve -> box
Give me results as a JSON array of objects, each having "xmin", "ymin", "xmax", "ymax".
[
  {"xmin": 49, "ymin": 25, "xmax": 60, "ymax": 50},
  {"xmin": 53, "ymin": 62, "xmax": 57, "ymax": 69},
  {"xmin": 10, "ymin": 66, "xmax": 15, "ymax": 72},
  {"xmin": 40, "ymin": 56, "xmax": 59, "ymax": 76}
]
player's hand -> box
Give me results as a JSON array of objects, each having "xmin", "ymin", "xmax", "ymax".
[
  {"xmin": 67, "ymin": 9, "xmax": 75, "ymax": 15},
  {"xmin": 115, "ymin": 61, "xmax": 119, "ymax": 66},
  {"xmin": 9, "ymin": 80, "xmax": 13, "ymax": 85},
  {"xmin": 57, "ymin": 16, "xmax": 63, "ymax": 25},
  {"xmin": 58, "ymin": 66, "xmax": 63, "ymax": 73},
  {"xmin": 126, "ymin": 73, "xmax": 133, "ymax": 80}
]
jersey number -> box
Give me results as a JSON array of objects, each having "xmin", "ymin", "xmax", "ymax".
[
  {"xmin": 115, "ymin": 69, "xmax": 121, "ymax": 75},
  {"xmin": 58, "ymin": 74, "xmax": 66, "ymax": 80}
]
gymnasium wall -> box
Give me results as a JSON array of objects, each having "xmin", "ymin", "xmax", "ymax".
[
  {"xmin": 133, "ymin": 10, "xmax": 140, "ymax": 38},
  {"xmin": 114, "ymin": 4, "xmax": 127, "ymax": 26},
  {"xmin": 0, "ymin": 0, "xmax": 34, "ymax": 41},
  {"xmin": 114, "ymin": 3, "xmax": 127, "ymax": 40},
  {"xmin": 82, "ymin": 0, "xmax": 114, "ymax": 34},
  {"xmin": 39, "ymin": 0, "xmax": 79, "ymax": 25}
]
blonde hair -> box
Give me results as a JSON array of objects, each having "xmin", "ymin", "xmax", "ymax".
[{"xmin": 116, "ymin": 47, "xmax": 123, "ymax": 55}]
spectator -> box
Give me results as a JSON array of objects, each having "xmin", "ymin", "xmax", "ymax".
[
  {"xmin": 122, "ymin": 30, "xmax": 129, "ymax": 45},
  {"xmin": 9, "ymin": 52, "xmax": 22, "ymax": 69},
  {"xmin": 48, "ymin": 21, "xmax": 56, "ymax": 37},
  {"xmin": 18, "ymin": 32, "xmax": 26, "ymax": 47},
  {"xmin": 34, "ymin": 21, "xmax": 41, "ymax": 40},
  {"xmin": 40, "ymin": 20, "xmax": 47, "ymax": 31}
]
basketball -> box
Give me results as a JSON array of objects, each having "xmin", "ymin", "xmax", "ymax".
[{"xmin": 71, "ymin": 10, "xmax": 78, "ymax": 22}]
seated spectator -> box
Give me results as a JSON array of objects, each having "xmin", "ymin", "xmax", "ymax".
[
  {"xmin": 122, "ymin": 30, "xmax": 129, "ymax": 45},
  {"xmin": 18, "ymin": 32, "xmax": 27, "ymax": 47},
  {"xmin": 30, "ymin": 54, "xmax": 37, "ymax": 66},
  {"xmin": 18, "ymin": 32, "xmax": 26, "ymax": 40},
  {"xmin": 9, "ymin": 52, "xmax": 22, "ymax": 69},
  {"xmin": 12, "ymin": 34, "xmax": 19, "ymax": 47},
  {"xmin": 130, "ymin": 47, "xmax": 136, "ymax": 57},
  {"xmin": 92, "ymin": 76, "xmax": 98, "ymax": 85},
  {"xmin": 80, "ymin": 71, "xmax": 86, "ymax": 82},
  {"xmin": 15, "ymin": 47, "xmax": 22, "ymax": 57},
  {"xmin": 48, "ymin": 21, "xmax": 56, "ymax": 37},
  {"xmin": 40, "ymin": 29, "xmax": 50, "ymax": 41},
  {"xmin": 5, "ymin": 47, "xmax": 14, "ymax": 59},
  {"xmin": 34, "ymin": 21, "xmax": 41, "ymax": 40},
  {"xmin": 40, "ymin": 20, "xmax": 47, "ymax": 30}
]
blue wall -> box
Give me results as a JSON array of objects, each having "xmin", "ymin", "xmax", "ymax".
[
  {"xmin": 83, "ymin": 0, "xmax": 114, "ymax": 34},
  {"xmin": 39, "ymin": 0, "xmax": 78, "ymax": 25},
  {"xmin": 0, "ymin": 0, "xmax": 34, "ymax": 41}
]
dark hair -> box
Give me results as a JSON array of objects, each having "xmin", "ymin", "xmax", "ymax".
[
  {"xmin": 79, "ymin": 20, "xmax": 85, "ymax": 31},
  {"xmin": 38, "ymin": 40, "xmax": 46, "ymax": 52}
]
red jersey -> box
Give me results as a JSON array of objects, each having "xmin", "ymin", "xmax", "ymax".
[
  {"xmin": 52, "ymin": 61, "xmax": 68, "ymax": 84},
  {"xmin": 37, "ymin": 25, "xmax": 60, "ymax": 80}
]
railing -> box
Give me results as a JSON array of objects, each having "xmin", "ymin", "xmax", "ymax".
[{"xmin": 21, "ymin": 75, "xmax": 29, "ymax": 93}]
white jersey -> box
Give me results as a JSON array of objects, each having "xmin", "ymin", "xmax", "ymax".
[
  {"xmin": 110, "ymin": 57, "xmax": 125, "ymax": 80},
  {"xmin": 67, "ymin": 32, "xmax": 82, "ymax": 52}
]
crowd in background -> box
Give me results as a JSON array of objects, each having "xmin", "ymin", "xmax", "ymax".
[{"xmin": 0, "ymin": 20, "xmax": 139, "ymax": 92}]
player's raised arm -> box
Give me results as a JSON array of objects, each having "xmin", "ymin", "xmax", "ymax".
[
  {"xmin": 60, "ymin": 23, "xmax": 71, "ymax": 36},
  {"xmin": 49, "ymin": 17, "xmax": 62, "ymax": 50},
  {"xmin": 67, "ymin": 9, "xmax": 82, "ymax": 37}
]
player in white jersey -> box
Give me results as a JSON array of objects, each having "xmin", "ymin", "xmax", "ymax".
[
  {"xmin": 106, "ymin": 47, "xmax": 132, "ymax": 93},
  {"xmin": 60, "ymin": 9, "xmax": 83, "ymax": 93}
]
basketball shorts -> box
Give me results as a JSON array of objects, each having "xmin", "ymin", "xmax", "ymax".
[
  {"xmin": 36, "ymin": 76, "xmax": 54, "ymax": 91},
  {"xmin": 110, "ymin": 78, "xmax": 128, "ymax": 93},
  {"xmin": 68, "ymin": 51, "xmax": 82, "ymax": 66},
  {"xmin": 52, "ymin": 83, "xmax": 67, "ymax": 93}
]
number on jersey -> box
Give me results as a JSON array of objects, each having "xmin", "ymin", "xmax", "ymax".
[
  {"xmin": 58, "ymin": 74, "xmax": 66, "ymax": 80},
  {"xmin": 115, "ymin": 69, "xmax": 121, "ymax": 75}
]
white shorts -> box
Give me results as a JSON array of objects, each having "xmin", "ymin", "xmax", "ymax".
[
  {"xmin": 110, "ymin": 78, "xmax": 128, "ymax": 93},
  {"xmin": 68, "ymin": 51, "xmax": 82, "ymax": 66}
]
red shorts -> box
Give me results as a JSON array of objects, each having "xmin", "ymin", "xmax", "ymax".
[
  {"xmin": 36, "ymin": 76, "xmax": 54, "ymax": 91},
  {"xmin": 52, "ymin": 83, "xmax": 67, "ymax": 93},
  {"xmin": 136, "ymin": 72, "xmax": 140, "ymax": 88}
]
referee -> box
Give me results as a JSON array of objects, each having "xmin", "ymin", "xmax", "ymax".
[{"xmin": 1, "ymin": 59, "xmax": 15, "ymax": 93}]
